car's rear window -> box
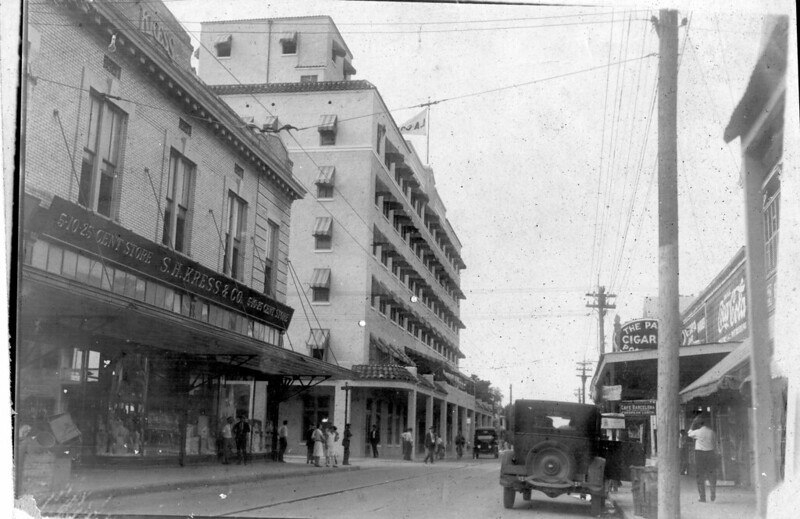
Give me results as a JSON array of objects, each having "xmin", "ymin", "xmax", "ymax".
[{"xmin": 514, "ymin": 403, "xmax": 597, "ymax": 435}]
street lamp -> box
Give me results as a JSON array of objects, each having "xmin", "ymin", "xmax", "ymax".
[{"xmin": 341, "ymin": 382, "xmax": 351, "ymax": 426}]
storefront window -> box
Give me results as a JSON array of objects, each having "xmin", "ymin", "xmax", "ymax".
[{"xmin": 101, "ymin": 353, "xmax": 147, "ymax": 456}]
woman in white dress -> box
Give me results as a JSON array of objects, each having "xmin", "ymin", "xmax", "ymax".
[
  {"xmin": 325, "ymin": 426, "xmax": 339, "ymax": 467},
  {"xmin": 312, "ymin": 423, "xmax": 325, "ymax": 467}
]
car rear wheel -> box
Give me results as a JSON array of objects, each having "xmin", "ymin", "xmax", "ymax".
[
  {"xmin": 528, "ymin": 441, "xmax": 574, "ymax": 484},
  {"xmin": 503, "ymin": 487, "xmax": 515, "ymax": 509}
]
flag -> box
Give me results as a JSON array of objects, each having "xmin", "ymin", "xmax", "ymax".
[{"xmin": 399, "ymin": 109, "xmax": 427, "ymax": 135}]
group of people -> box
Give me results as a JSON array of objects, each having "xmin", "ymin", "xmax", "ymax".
[
  {"xmin": 218, "ymin": 417, "xmax": 289, "ymax": 465},
  {"xmin": 306, "ymin": 423, "xmax": 352, "ymax": 467}
]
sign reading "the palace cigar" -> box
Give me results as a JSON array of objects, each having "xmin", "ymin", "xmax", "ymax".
[{"xmin": 37, "ymin": 196, "xmax": 294, "ymax": 331}]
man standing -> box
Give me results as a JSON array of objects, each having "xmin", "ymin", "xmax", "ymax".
[
  {"xmin": 401, "ymin": 428, "xmax": 412, "ymax": 460},
  {"xmin": 342, "ymin": 424, "xmax": 352, "ymax": 465},
  {"xmin": 278, "ymin": 420, "xmax": 289, "ymax": 462},
  {"xmin": 455, "ymin": 430, "xmax": 465, "ymax": 459},
  {"xmin": 369, "ymin": 424, "xmax": 380, "ymax": 458},
  {"xmin": 424, "ymin": 426, "xmax": 437, "ymax": 464},
  {"xmin": 688, "ymin": 415, "xmax": 717, "ymax": 502},
  {"xmin": 221, "ymin": 416, "xmax": 234, "ymax": 464},
  {"xmin": 233, "ymin": 415, "xmax": 251, "ymax": 465}
]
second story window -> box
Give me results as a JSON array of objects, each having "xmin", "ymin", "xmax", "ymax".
[
  {"xmin": 313, "ymin": 217, "xmax": 333, "ymax": 251},
  {"xmin": 264, "ymin": 220, "xmax": 279, "ymax": 297},
  {"xmin": 300, "ymin": 75, "xmax": 318, "ymax": 83},
  {"xmin": 162, "ymin": 149, "xmax": 194, "ymax": 253},
  {"xmin": 224, "ymin": 192, "xmax": 247, "ymax": 279},
  {"xmin": 79, "ymin": 92, "xmax": 126, "ymax": 218},
  {"xmin": 310, "ymin": 268, "xmax": 331, "ymax": 303}
]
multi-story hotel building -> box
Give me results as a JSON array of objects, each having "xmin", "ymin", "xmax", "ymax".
[{"xmin": 198, "ymin": 16, "xmax": 495, "ymax": 458}]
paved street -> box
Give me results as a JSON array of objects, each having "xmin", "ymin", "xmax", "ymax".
[{"xmin": 39, "ymin": 457, "xmax": 615, "ymax": 518}]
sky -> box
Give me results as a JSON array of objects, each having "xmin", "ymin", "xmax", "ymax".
[{"xmin": 87, "ymin": 0, "xmax": 799, "ymax": 403}]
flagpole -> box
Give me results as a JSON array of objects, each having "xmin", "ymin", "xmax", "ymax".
[{"xmin": 426, "ymin": 100, "xmax": 431, "ymax": 165}]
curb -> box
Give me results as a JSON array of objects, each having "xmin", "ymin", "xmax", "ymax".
[{"xmin": 35, "ymin": 464, "xmax": 361, "ymax": 504}]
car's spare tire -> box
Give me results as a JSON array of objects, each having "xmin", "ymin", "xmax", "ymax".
[{"xmin": 526, "ymin": 441, "xmax": 574, "ymax": 483}]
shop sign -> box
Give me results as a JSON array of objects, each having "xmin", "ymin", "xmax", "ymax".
[
  {"xmin": 706, "ymin": 265, "xmax": 747, "ymax": 343},
  {"xmin": 36, "ymin": 197, "xmax": 294, "ymax": 331},
  {"xmin": 619, "ymin": 399, "xmax": 656, "ymax": 416},
  {"xmin": 602, "ymin": 385, "xmax": 622, "ymax": 401},
  {"xmin": 615, "ymin": 318, "xmax": 658, "ymax": 351},
  {"xmin": 681, "ymin": 306, "xmax": 707, "ymax": 346},
  {"xmin": 601, "ymin": 414, "xmax": 626, "ymax": 429}
]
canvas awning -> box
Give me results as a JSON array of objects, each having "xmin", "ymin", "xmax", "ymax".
[
  {"xmin": 214, "ymin": 34, "xmax": 232, "ymax": 46},
  {"xmin": 680, "ymin": 340, "xmax": 751, "ymax": 402},
  {"xmin": 306, "ymin": 329, "xmax": 330, "ymax": 349},
  {"xmin": 318, "ymin": 114, "xmax": 338, "ymax": 132},
  {"xmin": 279, "ymin": 32, "xmax": 297, "ymax": 43},
  {"xmin": 312, "ymin": 217, "xmax": 333, "ymax": 236},
  {"xmin": 315, "ymin": 166, "xmax": 335, "ymax": 185},
  {"xmin": 309, "ymin": 268, "xmax": 331, "ymax": 288}
]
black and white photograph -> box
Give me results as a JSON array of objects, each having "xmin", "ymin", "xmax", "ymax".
[{"xmin": 4, "ymin": 0, "xmax": 799, "ymax": 517}]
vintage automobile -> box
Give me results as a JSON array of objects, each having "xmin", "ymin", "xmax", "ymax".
[
  {"xmin": 473, "ymin": 427, "xmax": 499, "ymax": 458},
  {"xmin": 499, "ymin": 399, "xmax": 639, "ymax": 515}
]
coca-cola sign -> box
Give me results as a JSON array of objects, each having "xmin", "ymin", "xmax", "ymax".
[{"xmin": 706, "ymin": 265, "xmax": 748, "ymax": 343}]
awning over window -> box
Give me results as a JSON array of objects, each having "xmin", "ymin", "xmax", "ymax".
[
  {"xmin": 332, "ymin": 39, "xmax": 347, "ymax": 58},
  {"xmin": 318, "ymin": 114, "xmax": 338, "ymax": 133},
  {"xmin": 371, "ymin": 336, "xmax": 415, "ymax": 366},
  {"xmin": 279, "ymin": 32, "xmax": 297, "ymax": 43},
  {"xmin": 310, "ymin": 268, "xmax": 331, "ymax": 288},
  {"xmin": 315, "ymin": 166, "xmax": 335, "ymax": 185},
  {"xmin": 262, "ymin": 115, "xmax": 279, "ymax": 132},
  {"xmin": 680, "ymin": 340, "xmax": 751, "ymax": 403},
  {"xmin": 312, "ymin": 217, "xmax": 333, "ymax": 237},
  {"xmin": 214, "ymin": 34, "xmax": 232, "ymax": 46},
  {"xmin": 306, "ymin": 329, "xmax": 330, "ymax": 348}
]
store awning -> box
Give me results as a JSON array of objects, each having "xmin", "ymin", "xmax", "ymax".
[
  {"xmin": 309, "ymin": 268, "xmax": 331, "ymax": 288},
  {"xmin": 318, "ymin": 114, "xmax": 338, "ymax": 132},
  {"xmin": 312, "ymin": 217, "xmax": 333, "ymax": 236},
  {"xmin": 680, "ymin": 340, "xmax": 751, "ymax": 403},
  {"xmin": 19, "ymin": 267, "xmax": 352, "ymax": 379},
  {"xmin": 315, "ymin": 166, "xmax": 335, "ymax": 185}
]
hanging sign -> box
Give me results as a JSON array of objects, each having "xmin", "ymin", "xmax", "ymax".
[
  {"xmin": 602, "ymin": 385, "xmax": 622, "ymax": 401},
  {"xmin": 619, "ymin": 399, "xmax": 657, "ymax": 416},
  {"xmin": 614, "ymin": 318, "xmax": 658, "ymax": 351}
]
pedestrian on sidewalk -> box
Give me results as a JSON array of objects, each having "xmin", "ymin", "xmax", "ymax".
[
  {"xmin": 326, "ymin": 425, "xmax": 339, "ymax": 467},
  {"xmin": 688, "ymin": 415, "xmax": 717, "ymax": 502},
  {"xmin": 233, "ymin": 415, "xmax": 251, "ymax": 465},
  {"xmin": 306, "ymin": 423, "xmax": 316, "ymax": 464},
  {"xmin": 401, "ymin": 428, "xmax": 413, "ymax": 460},
  {"xmin": 312, "ymin": 423, "xmax": 325, "ymax": 467},
  {"xmin": 423, "ymin": 426, "xmax": 436, "ymax": 464},
  {"xmin": 220, "ymin": 417, "xmax": 234, "ymax": 464},
  {"xmin": 436, "ymin": 435, "xmax": 445, "ymax": 459},
  {"xmin": 342, "ymin": 424, "xmax": 352, "ymax": 465},
  {"xmin": 369, "ymin": 424, "xmax": 380, "ymax": 458},
  {"xmin": 680, "ymin": 429, "xmax": 691, "ymax": 475},
  {"xmin": 455, "ymin": 430, "xmax": 465, "ymax": 459},
  {"xmin": 278, "ymin": 420, "xmax": 289, "ymax": 462}
]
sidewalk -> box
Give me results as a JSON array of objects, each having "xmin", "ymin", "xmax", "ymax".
[
  {"xmin": 612, "ymin": 475, "xmax": 755, "ymax": 519},
  {"xmin": 23, "ymin": 454, "xmax": 391, "ymax": 505}
]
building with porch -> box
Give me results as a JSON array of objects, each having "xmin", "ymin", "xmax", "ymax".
[
  {"xmin": 197, "ymin": 16, "xmax": 493, "ymax": 459},
  {"xmin": 17, "ymin": 0, "xmax": 350, "ymax": 495}
]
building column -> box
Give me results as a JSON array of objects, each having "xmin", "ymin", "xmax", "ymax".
[
  {"xmin": 448, "ymin": 403, "xmax": 457, "ymax": 455},
  {"xmin": 425, "ymin": 393, "xmax": 434, "ymax": 435},
  {"xmin": 332, "ymin": 381, "xmax": 350, "ymax": 434},
  {"xmin": 439, "ymin": 398, "xmax": 447, "ymax": 454},
  {"xmin": 406, "ymin": 388, "xmax": 417, "ymax": 460}
]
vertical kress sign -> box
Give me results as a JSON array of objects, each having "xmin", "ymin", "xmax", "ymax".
[{"xmin": 614, "ymin": 318, "xmax": 658, "ymax": 351}]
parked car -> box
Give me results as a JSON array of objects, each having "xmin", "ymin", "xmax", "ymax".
[
  {"xmin": 499, "ymin": 399, "xmax": 635, "ymax": 515},
  {"xmin": 473, "ymin": 427, "xmax": 499, "ymax": 458}
]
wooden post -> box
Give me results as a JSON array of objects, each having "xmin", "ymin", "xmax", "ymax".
[{"xmin": 655, "ymin": 9, "xmax": 681, "ymax": 518}]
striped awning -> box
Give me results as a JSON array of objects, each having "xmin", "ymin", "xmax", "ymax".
[
  {"xmin": 279, "ymin": 32, "xmax": 297, "ymax": 43},
  {"xmin": 306, "ymin": 329, "xmax": 330, "ymax": 348},
  {"xmin": 310, "ymin": 268, "xmax": 331, "ymax": 288},
  {"xmin": 371, "ymin": 337, "xmax": 415, "ymax": 366},
  {"xmin": 312, "ymin": 217, "xmax": 333, "ymax": 237},
  {"xmin": 262, "ymin": 115, "xmax": 279, "ymax": 132},
  {"xmin": 318, "ymin": 114, "xmax": 338, "ymax": 132},
  {"xmin": 214, "ymin": 34, "xmax": 232, "ymax": 46},
  {"xmin": 315, "ymin": 166, "xmax": 335, "ymax": 185}
]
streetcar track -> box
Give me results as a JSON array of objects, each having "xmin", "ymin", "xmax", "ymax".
[{"xmin": 220, "ymin": 465, "xmax": 469, "ymax": 516}]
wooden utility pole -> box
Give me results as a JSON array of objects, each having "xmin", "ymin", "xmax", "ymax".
[
  {"xmin": 586, "ymin": 286, "xmax": 616, "ymax": 354},
  {"xmin": 655, "ymin": 9, "xmax": 681, "ymax": 518},
  {"xmin": 576, "ymin": 361, "xmax": 593, "ymax": 403}
]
